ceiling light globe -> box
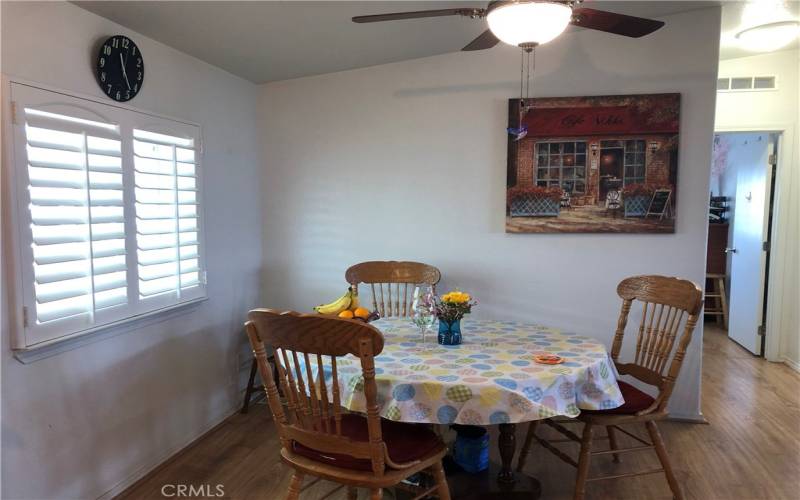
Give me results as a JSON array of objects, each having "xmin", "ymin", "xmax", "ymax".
[
  {"xmin": 736, "ymin": 21, "xmax": 800, "ymax": 53},
  {"xmin": 487, "ymin": 1, "xmax": 573, "ymax": 47}
]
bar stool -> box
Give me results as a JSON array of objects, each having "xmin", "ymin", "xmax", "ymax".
[
  {"xmin": 241, "ymin": 354, "xmax": 278, "ymax": 413},
  {"xmin": 704, "ymin": 273, "xmax": 728, "ymax": 329}
]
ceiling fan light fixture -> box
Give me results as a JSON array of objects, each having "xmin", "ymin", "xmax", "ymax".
[
  {"xmin": 735, "ymin": 20, "xmax": 800, "ymax": 52},
  {"xmin": 487, "ymin": 1, "xmax": 573, "ymax": 47}
]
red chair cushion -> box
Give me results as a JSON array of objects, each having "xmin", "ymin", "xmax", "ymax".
[
  {"xmin": 586, "ymin": 380, "xmax": 656, "ymax": 415},
  {"xmin": 291, "ymin": 413, "xmax": 441, "ymax": 471}
]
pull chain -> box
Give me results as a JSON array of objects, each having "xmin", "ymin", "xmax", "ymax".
[
  {"xmin": 528, "ymin": 47, "xmax": 536, "ymax": 110},
  {"xmin": 519, "ymin": 46, "xmax": 537, "ymax": 115},
  {"xmin": 519, "ymin": 48, "xmax": 524, "ymax": 109},
  {"xmin": 526, "ymin": 48, "xmax": 531, "ymax": 102},
  {"xmin": 510, "ymin": 44, "xmax": 537, "ymax": 141}
]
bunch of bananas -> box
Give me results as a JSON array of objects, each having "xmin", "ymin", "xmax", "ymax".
[{"xmin": 313, "ymin": 287, "xmax": 360, "ymax": 315}]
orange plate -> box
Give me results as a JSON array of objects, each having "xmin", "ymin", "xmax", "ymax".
[{"xmin": 534, "ymin": 354, "xmax": 564, "ymax": 365}]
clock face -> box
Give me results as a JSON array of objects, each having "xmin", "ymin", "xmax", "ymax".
[{"xmin": 96, "ymin": 35, "xmax": 143, "ymax": 102}]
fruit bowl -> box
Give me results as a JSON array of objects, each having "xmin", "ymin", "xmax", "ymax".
[
  {"xmin": 336, "ymin": 309, "xmax": 381, "ymax": 323},
  {"xmin": 319, "ymin": 309, "xmax": 380, "ymax": 323}
]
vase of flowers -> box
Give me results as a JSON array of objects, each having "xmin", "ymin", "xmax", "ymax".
[{"xmin": 433, "ymin": 291, "xmax": 477, "ymax": 346}]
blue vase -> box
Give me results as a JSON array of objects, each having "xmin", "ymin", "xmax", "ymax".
[{"xmin": 438, "ymin": 319, "xmax": 462, "ymax": 345}]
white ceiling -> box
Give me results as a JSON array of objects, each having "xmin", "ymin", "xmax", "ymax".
[
  {"xmin": 75, "ymin": 1, "xmax": 797, "ymax": 84},
  {"xmin": 74, "ymin": 1, "xmax": 720, "ymax": 83}
]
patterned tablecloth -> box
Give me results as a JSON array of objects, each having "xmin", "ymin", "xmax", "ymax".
[{"xmin": 328, "ymin": 317, "xmax": 624, "ymax": 425}]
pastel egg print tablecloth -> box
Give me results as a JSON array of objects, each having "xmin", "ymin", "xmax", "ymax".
[{"xmin": 326, "ymin": 317, "xmax": 624, "ymax": 425}]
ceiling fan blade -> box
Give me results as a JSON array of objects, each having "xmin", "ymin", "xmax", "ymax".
[
  {"xmin": 571, "ymin": 8, "xmax": 665, "ymax": 38},
  {"xmin": 462, "ymin": 29, "xmax": 500, "ymax": 51},
  {"xmin": 352, "ymin": 8, "xmax": 481, "ymax": 24}
]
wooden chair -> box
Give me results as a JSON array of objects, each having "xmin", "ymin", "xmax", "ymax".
[
  {"xmin": 561, "ymin": 190, "xmax": 572, "ymax": 210},
  {"xmin": 246, "ymin": 309, "xmax": 451, "ymax": 500},
  {"xmin": 605, "ymin": 189, "xmax": 621, "ymax": 218},
  {"xmin": 345, "ymin": 261, "xmax": 441, "ymax": 318},
  {"xmin": 516, "ymin": 275, "xmax": 703, "ymax": 500},
  {"xmin": 243, "ymin": 261, "xmax": 440, "ymax": 413}
]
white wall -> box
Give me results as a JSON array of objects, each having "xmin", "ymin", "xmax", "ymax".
[
  {"xmin": 259, "ymin": 8, "xmax": 721, "ymax": 419},
  {"xmin": 716, "ymin": 50, "xmax": 800, "ymax": 369},
  {"xmin": 1, "ymin": 2, "xmax": 262, "ymax": 499}
]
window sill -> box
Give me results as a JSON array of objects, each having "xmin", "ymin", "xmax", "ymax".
[{"xmin": 13, "ymin": 297, "xmax": 208, "ymax": 364}]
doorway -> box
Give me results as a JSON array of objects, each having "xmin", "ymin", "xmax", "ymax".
[
  {"xmin": 708, "ymin": 131, "xmax": 779, "ymax": 356},
  {"xmin": 598, "ymin": 143, "xmax": 623, "ymax": 201}
]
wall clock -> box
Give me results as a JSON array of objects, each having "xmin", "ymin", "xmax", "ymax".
[{"xmin": 95, "ymin": 35, "xmax": 143, "ymax": 102}]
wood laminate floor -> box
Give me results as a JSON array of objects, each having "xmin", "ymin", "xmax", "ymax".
[{"xmin": 118, "ymin": 326, "xmax": 800, "ymax": 500}]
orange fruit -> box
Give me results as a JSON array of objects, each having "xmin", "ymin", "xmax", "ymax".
[
  {"xmin": 338, "ymin": 310, "xmax": 354, "ymax": 319},
  {"xmin": 353, "ymin": 307, "xmax": 370, "ymax": 319}
]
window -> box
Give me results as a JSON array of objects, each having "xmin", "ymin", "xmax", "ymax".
[
  {"xmin": 535, "ymin": 141, "xmax": 587, "ymax": 193},
  {"xmin": 622, "ymin": 140, "xmax": 646, "ymax": 185},
  {"xmin": 133, "ymin": 129, "xmax": 202, "ymax": 307},
  {"xmin": 717, "ymin": 75, "xmax": 777, "ymax": 92},
  {"xmin": 9, "ymin": 83, "xmax": 205, "ymax": 348}
]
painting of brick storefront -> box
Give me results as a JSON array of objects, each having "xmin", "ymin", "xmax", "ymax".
[{"xmin": 506, "ymin": 93, "xmax": 680, "ymax": 233}]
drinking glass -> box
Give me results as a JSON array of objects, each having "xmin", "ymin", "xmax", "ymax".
[{"xmin": 410, "ymin": 285, "xmax": 436, "ymax": 348}]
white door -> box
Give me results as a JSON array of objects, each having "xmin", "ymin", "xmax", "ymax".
[{"xmin": 727, "ymin": 134, "xmax": 771, "ymax": 354}]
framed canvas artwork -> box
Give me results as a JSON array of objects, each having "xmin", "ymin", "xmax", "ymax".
[{"xmin": 506, "ymin": 93, "xmax": 680, "ymax": 233}]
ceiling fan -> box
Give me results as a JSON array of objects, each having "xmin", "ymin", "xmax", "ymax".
[{"xmin": 352, "ymin": 0, "xmax": 665, "ymax": 51}]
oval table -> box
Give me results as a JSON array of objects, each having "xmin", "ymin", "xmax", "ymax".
[{"xmin": 329, "ymin": 317, "xmax": 625, "ymax": 498}]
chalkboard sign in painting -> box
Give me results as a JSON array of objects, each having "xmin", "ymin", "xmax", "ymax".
[
  {"xmin": 506, "ymin": 93, "xmax": 679, "ymax": 234},
  {"xmin": 646, "ymin": 189, "xmax": 673, "ymax": 220}
]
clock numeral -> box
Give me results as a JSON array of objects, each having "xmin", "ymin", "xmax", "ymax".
[
  {"xmin": 126, "ymin": 90, "xmax": 131, "ymax": 99},
  {"xmin": 137, "ymin": 72, "xmax": 143, "ymax": 81},
  {"xmin": 112, "ymin": 37, "xmax": 119, "ymax": 49},
  {"xmin": 121, "ymin": 38, "xmax": 129, "ymax": 49},
  {"xmin": 116, "ymin": 91, "xmax": 121, "ymax": 100},
  {"xmin": 103, "ymin": 45, "xmax": 111, "ymax": 56},
  {"xmin": 132, "ymin": 46, "xmax": 137, "ymax": 56},
  {"xmin": 133, "ymin": 83, "xmax": 139, "ymax": 92},
  {"xmin": 100, "ymin": 72, "xmax": 106, "ymax": 82},
  {"xmin": 99, "ymin": 57, "xmax": 105, "ymax": 68},
  {"xmin": 107, "ymin": 84, "xmax": 112, "ymax": 94},
  {"xmin": 137, "ymin": 57, "xmax": 142, "ymax": 68}
]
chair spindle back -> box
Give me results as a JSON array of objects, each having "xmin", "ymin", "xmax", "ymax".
[
  {"xmin": 611, "ymin": 275, "xmax": 703, "ymax": 413},
  {"xmin": 345, "ymin": 261, "xmax": 441, "ymax": 317},
  {"xmin": 246, "ymin": 309, "xmax": 387, "ymax": 475}
]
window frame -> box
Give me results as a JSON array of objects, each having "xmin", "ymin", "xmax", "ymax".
[
  {"xmin": 5, "ymin": 80, "xmax": 207, "ymax": 352},
  {"xmin": 622, "ymin": 139, "xmax": 646, "ymax": 186},
  {"xmin": 534, "ymin": 140, "xmax": 587, "ymax": 194}
]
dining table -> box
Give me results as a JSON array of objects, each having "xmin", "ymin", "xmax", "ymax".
[{"xmin": 329, "ymin": 316, "xmax": 626, "ymax": 499}]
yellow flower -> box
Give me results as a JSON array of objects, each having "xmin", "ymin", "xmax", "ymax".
[{"xmin": 442, "ymin": 291, "xmax": 470, "ymax": 303}]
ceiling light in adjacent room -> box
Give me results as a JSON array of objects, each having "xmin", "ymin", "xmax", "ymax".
[
  {"xmin": 736, "ymin": 20, "xmax": 800, "ymax": 52},
  {"xmin": 487, "ymin": 1, "xmax": 573, "ymax": 47}
]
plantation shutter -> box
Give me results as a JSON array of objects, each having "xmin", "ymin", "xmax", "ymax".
[
  {"xmin": 10, "ymin": 83, "xmax": 206, "ymax": 349},
  {"xmin": 12, "ymin": 86, "xmax": 130, "ymax": 344},
  {"xmin": 133, "ymin": 122, "xmax": 204, "ymax": 307}
]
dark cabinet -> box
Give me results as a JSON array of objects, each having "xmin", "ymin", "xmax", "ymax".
[{"xmin": 707, "ymin": 223, "xmax": 729, "ymax": 275}]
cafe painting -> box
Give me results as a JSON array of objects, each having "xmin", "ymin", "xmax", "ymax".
[{"xmin": 506, "ymin": 93, "xmax": 680, "ymax": 233}]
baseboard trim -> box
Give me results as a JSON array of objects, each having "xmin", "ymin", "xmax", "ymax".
[
  {"xmin": 667, "ymin": 412, "xmax": 708, "ymax": 424},
  {"xmin": 96, "ymin": 406, "xmax": 239, "ymax": 500},
  {"xmin": 782, "ymin": 357, "xmax": 800, "ymax": 373}
]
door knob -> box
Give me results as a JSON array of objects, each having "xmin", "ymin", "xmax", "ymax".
[{"xmin": 725, "ymin": 247, "xmax": 737, "ymax": 254}]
